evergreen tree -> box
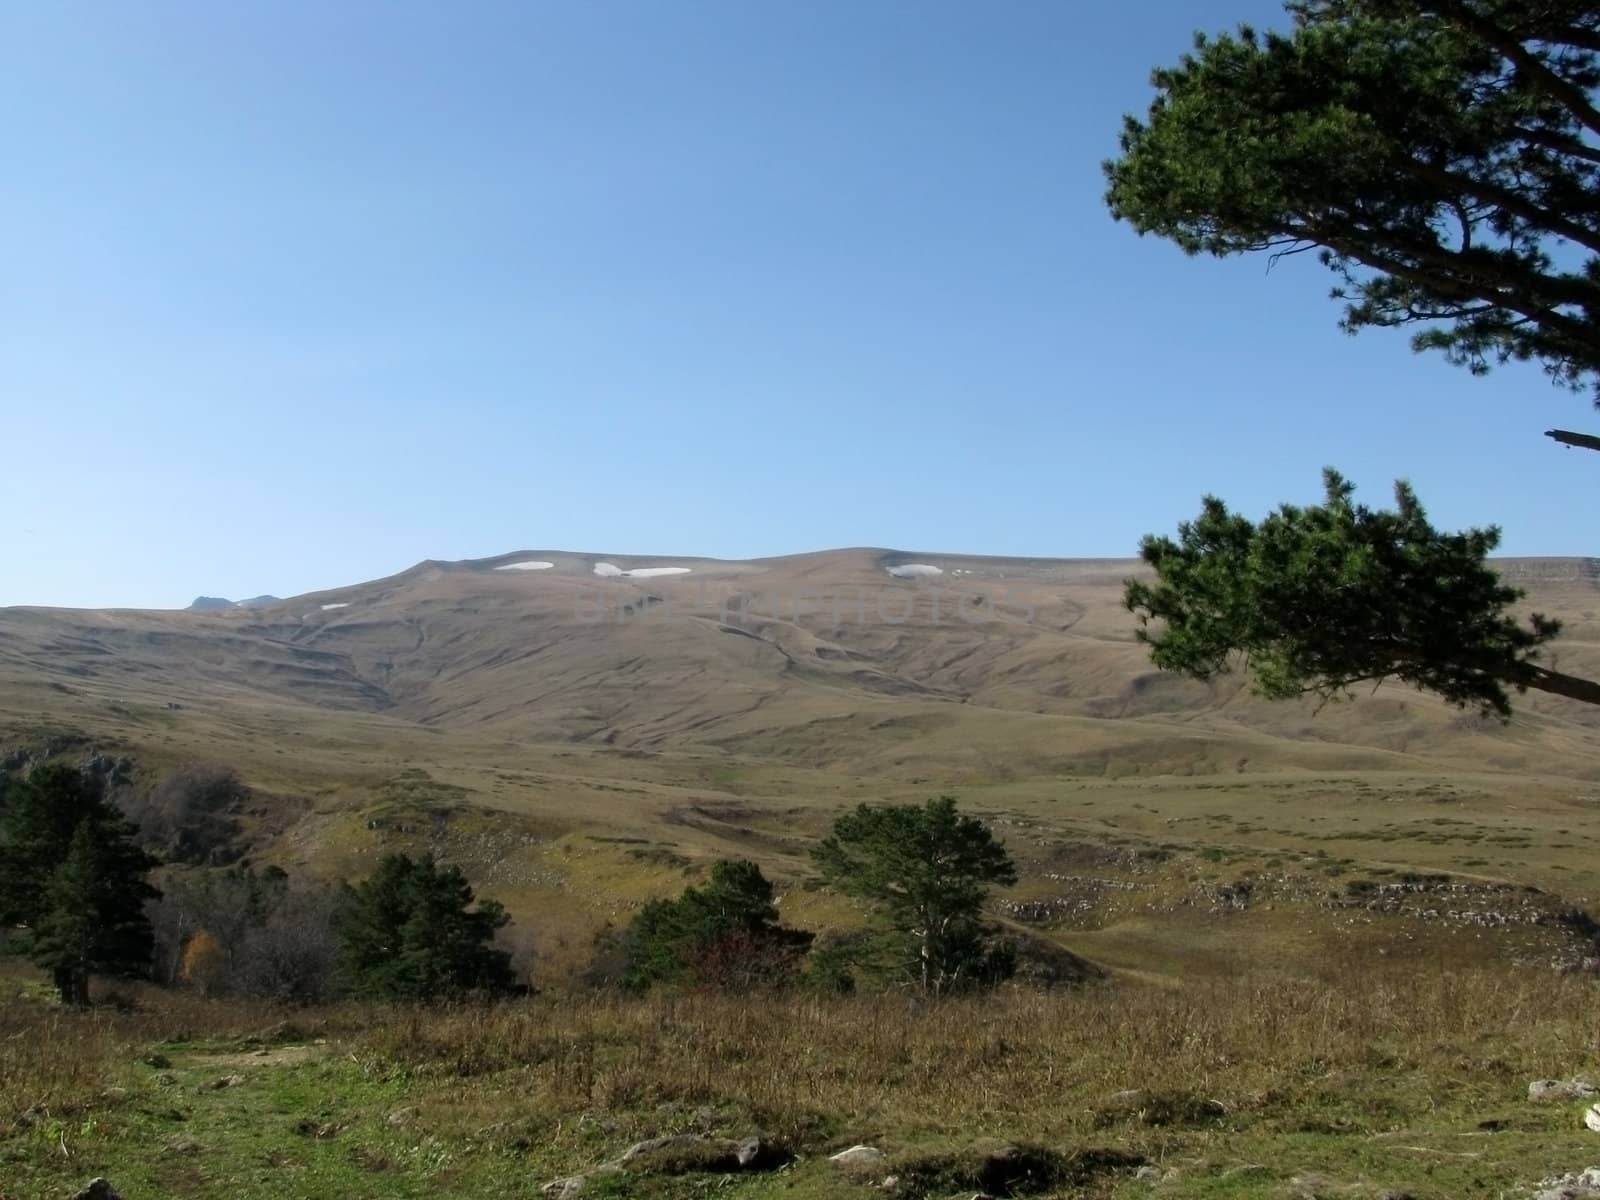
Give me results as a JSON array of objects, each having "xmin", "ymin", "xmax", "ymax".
[
  {"xmin": 0, "ymin": 763, "xmax": 107, "ymax": 926},
  {"xmin": 31, "ymin": 821, "xmax": 162, "ymax": 1005},
  {"xmin": 1105, "ymin": 0, "xmax": 1600, "ymax": 397},
  {"xmin": 0, "ymin": 763, "xmax": 160, "ymax": 1005},
  {"xmin": 812, "ymin": 797, "xmax": 1017, "ymax": 995},
  {"xmin": 1126, "ymin": 471, "xmax": 1600, "ymax": 715},
  {"xmin": 337, "ymin": 853, "xmax": 516, "ymax": 1001},
  {"xmin": 623, "ymin": 860, "xmax": 812, "ymax": 992}
]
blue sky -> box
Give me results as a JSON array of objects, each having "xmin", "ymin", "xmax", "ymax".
[{"xmin": 3, "ymin": 0, "xmax": 1594, "ymax": 609}]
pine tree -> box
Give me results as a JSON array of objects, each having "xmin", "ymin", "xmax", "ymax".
[
  {"xmin": 28, "ymin": 819, "xmax": 161, "ymax": 1006},
  {"xmin": 623, "ymin": 860, "xmax": 812, "ymax": 992},
  {"xmin": 0, "ymin": 763, "xmax": 106, "ymax": 926},
  {"xmin": 337, "ymin": 853, "xmax": 516, "ymax": 1001},
  {"xmin": 0, "ymin": 763, "xmax": 161, "ymax": 1005},
  {"xmin": 812, "ymin": 797, "xmax": 1017, "ymax": 994}
]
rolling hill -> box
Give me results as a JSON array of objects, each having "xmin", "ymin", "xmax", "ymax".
[{"xmin": 3, "ymin": 548, "xmax": 1598, "ymax": 980}]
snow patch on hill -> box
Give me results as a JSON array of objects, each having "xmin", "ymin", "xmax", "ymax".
[
  {"xmin": 886, "ymin": 564, "xmax": 943, "ymax": 579},
  {"xmin": 594, "ymin": 562, "xmax": 693, "ymax": 579},
  {"xmin": 496, "ymin": 561, "xmax": 555, "ymax": 571}
]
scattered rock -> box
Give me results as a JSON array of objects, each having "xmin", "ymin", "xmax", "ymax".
[
  {"xmin": 142, "ymin": 1053, "xmax": 171, "ymax": 1069},
  {"xmin": 1587, "ymin": 1105, "xmax": 1600, "ymax": 1133},
  {"xmin": 1134, "ymin": 1164, "xmax": 1181, "ymax": 1185},
  {"xmin": 1533, "ymin": 1167, "xmax": 1600, "ymax": 1200},
  {"xmin": 386, "ymin": 1107, "xmax": 418, "ymax": 1127},
  {"xmin": 72, "ymin": 1181, "xmax": 122, "ymax": 1200},
  {"xmin": 1531, "ymin": 1080, "xmax": 1599, "ymax": 1103},
  {"xmin": 163, "ymin": 1134, "xmax": 204, "ymax": 1155},
  {"xmin": 542, "ymin": 1176, "xmax": 586, "ymax": 1200},
  {"xmin": 1286, "ymin": 1172, "xmax": 1347, "ymax": 1199},
  {"xmin": 293, "ymin": 1119, "xmax": 339, "ymax": 1139},
  {"xmin": 542, "ymin": 1164, "xmax": 620, "ymax": 1199},
  {"xmin": 205, "ymin": 1074, "xmax": 245, "ymax": 1091},
  {"xmin": 830, "ymin": 1145, "xmax": 888, "ymax": 1170}
]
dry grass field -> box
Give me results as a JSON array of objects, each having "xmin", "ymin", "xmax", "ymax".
[{"xmin": 0, "ymin": 962, "xmax": 1596, "ymax": 1199}]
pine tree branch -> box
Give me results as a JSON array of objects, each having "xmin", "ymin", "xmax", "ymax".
[
  {"xmin": 1432, "ymin": 1, "xmax": 1600, "ymax": 139},
  {"xmin": 1513, "ymin": 662, "xmax": 1600, "ymax": 706},
  {"xmin": 1513, "ymin": 125, "xmax": 1600, "ymax": 166},
  {"xmin": 1398, "ymin": 157, "xmax": 1600, "ymax": 255},
  {"xmin": 1545, "ymin": 428, "xmax": 1600, "ymax": 452}
]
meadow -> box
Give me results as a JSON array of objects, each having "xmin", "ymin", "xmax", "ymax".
[{"xmin": 2, "ymin": 959, "xmax": 1597, "ymax": 1200}]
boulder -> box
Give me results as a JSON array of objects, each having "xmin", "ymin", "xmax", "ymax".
[
  {"xmin": 72, "ymin": 1182, "xmax": 123, "ymax": 1200},
  {"xmin": 1587, "ymin": 1105, "xmax": 1600, "ymax": 1133}
]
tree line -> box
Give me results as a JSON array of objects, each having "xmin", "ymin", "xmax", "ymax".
[{"xmin": 0, "ymin": 760, "xmax": 1022, "ymax": 1006}]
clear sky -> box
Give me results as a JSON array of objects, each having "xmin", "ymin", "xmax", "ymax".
[{"xmin": 3, "ymin": 1, "xmax": 1594, "ymax": 609}]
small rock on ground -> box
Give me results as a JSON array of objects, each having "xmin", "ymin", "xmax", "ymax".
[
  {"xmin": 72, "ymin": 1181, "xmax": 122, "ymax": 1200},
  {"xmin": 830, "ymin": 1145, "xmax": 887, "ymax": 1170}
]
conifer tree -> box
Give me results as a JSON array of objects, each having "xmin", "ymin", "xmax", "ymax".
[
  {"xmin": 28, "ymin": 820, "xmax": 161, "ymax": 1006},
  {"xmin": 812, "ymin": 797, "xmax": 1017, "ymax": 994},
  {"xmin": 337, "ymin": 853, "xmax": 516, "ymax": 1001},
  {"xmin": 623, "ymin": 860, "xmax": 812, "ymax": 992}
]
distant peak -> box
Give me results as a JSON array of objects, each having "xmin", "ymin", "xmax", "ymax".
[{"xmin": 188, "ymin": 594, "xmax": 280, "ymax": 612}]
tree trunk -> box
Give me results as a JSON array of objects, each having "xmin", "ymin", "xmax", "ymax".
[{"xmin": 54, "ymin": 964, "xmax": 90, "ymax": 1007}]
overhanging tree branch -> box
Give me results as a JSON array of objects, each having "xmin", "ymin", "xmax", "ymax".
[{"xmin": 1545, "ymin": 428, "xmax": 1600, "ymax": 452}]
